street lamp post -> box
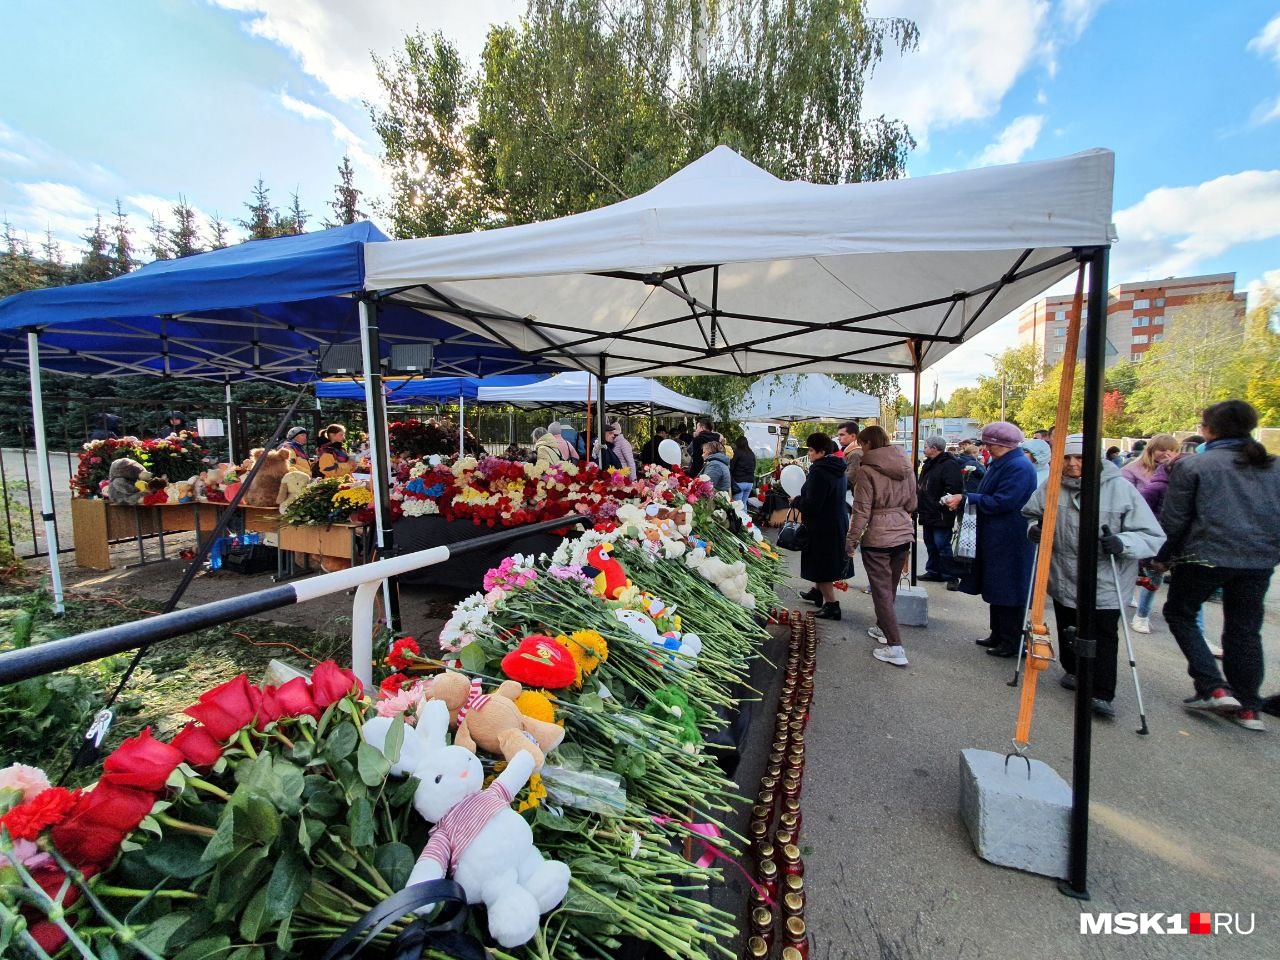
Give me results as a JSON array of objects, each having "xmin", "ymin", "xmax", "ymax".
[{"xmin": 985, "ymin": 352, "xmax": 1007, "ymax": 421}]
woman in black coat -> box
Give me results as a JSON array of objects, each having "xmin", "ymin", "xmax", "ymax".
[
  {"xmin": 729, "ymin": 436, "xmax": 757, "ymax": 507},
  {"xmin": 793, "ymin": 432, "xmax": 851, "ymax": 620}
]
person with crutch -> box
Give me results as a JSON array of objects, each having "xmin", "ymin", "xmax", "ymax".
[{"xmin": 1021, "ymin": 433, "xmax": 1165, "ymax": 718}]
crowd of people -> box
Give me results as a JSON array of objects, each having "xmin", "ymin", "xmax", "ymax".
[{"xmin": 782, "ymin": 400, "xmax": 1278, "ymax": 732}]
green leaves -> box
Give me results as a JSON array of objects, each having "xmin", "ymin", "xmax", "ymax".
[
  {"xmin": 347, "ymin": 795, "xmax": 375, "ymax": 849},
  {"xmin": 264, "ymin": 845, "xmax": 310, "ymax": 922},
  {"xmin": 374, "ymin": 841, "xmax": 415, "ymax": 889},
  {"xmin": 325, "ymin": 721, "xmax": 359, "ymax": 763},
  {"xmin": 356, "ymin": 741, "xmax": 392, "ymax": 787},
  {"xmin": 459, "ymin": 641, "xmax": 489, "ymax": 674}
]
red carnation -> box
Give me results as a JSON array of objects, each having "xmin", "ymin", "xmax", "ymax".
[
  {"xmin": 184, "ymin": 674, "xmax": 258, "ymax": 741},
  {"xmin": 51, "ymin": 781, "xmax": 157, "ymax": 868},
  {"xmin": 380, "ymin": 672, "xmax": 409, "ymax": 696},
  {"xmin": 102, "ymin": 727, "xmax": 183, "ymax": 792},
  {"xmin": 0, "ymin": 787, "xmax": 82, "ymax": 841},
  {"xmin": 170, "ymin": 723, "xmax": 223, "ymax": 770},
  {"xmin": 274, "ymin": 676, "xmax": 321, "ymax": 719},
  {"xmin": 386, "ymin": 636, "xmax": 420, "ymax": 670},
  {"xmin": 311, "ymin": 660, "xmax": 363, "ymax": 708}
]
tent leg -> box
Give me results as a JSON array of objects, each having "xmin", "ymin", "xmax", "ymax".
[
  {"xmin": 1059, "ymin": 245, "xmax": 1108, "ymax": 902},
  {"xmin": 27, "ymin": 332, "xmax": 65, "ymax": 614},
  {"xmin": 224, "ymin": 377, "xmax": 235, "ymax": 464},
  {"xmin": 458, "ymin": 394, "xmax": 465, "ymax": 458},
  {"xmin": 910, "ymin": 344, "xmax": 922, "ymax": 586},
  {"xmin": 596, "ymin": 358, "xmax": 608, "ymax": 468},
  {"xmin": 358, "ymin": 299, "xmax": 401, "ymax": 633}
]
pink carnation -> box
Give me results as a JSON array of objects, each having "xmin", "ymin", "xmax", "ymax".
[{"xmin": 0, "ymin": 764, "xmax": 51, "ymax": 803}]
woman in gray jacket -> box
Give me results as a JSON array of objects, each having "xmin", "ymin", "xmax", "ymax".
[
  {"xmin": 1023, "ymin": 433, "xmax": 1165, "ymax": 717},
  {"xmin": 700, "ymin": 439, "xmax": 732, "ymax": 493}
]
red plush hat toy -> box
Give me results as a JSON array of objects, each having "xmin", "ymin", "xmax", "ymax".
[{"xmin": 500, "ymin": 634, "xmax": 578, "ymax": 689}]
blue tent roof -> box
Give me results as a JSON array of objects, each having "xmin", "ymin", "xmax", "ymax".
[
  {"xmin": 315, "ymin": 375, "xmax": 545, "ymax": 402},
  {"xmin": 0, "ymin": 222, "xmax": 562, "ymax": 383}
]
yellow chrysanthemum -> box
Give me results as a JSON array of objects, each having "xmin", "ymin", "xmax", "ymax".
[
  {"xmin": 333, "ymin": 486, "xmax": 373, "ymax": 509},
  {"xmin": 514, "ymin": 690, "xmax": 558, "ymax": 725},
  {"xmin": 517, "ymin": 773, "xmax": 547, "ymax": 813},
  {"xmin": 569, "ymin": 630, "xmax": 608, "ymax": 670}
]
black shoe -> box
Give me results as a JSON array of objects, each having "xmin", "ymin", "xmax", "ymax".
[
  {"xmin": 1091, "ymin": 699, "xmax": 1116, "ymax": 719},
  {"xmin": 799, "ymin": 587, "xmax": 822, "ymax": 603},
  {"xmin": 1059, "ymin": 673, "xmax": 1076, "ymax": 691},
  {"xmin": 987, "ymin": 644, "xmax": 1019, "ymax": 658},
  {"xmin": 918, "ymin": 572, "xmax": 947, "ymax": 582},
  {"xmin": 945, "ymin": 579, "xmax": 962, "ymax": 591},
  {"xmin": 815, "ymin": 602, "xmax": 842, "ymax": 621},
  {"xmin": 1262, "ymin": 695, "xmax": 1280, "ymax": 718},
  {"xmin": 975, "ymin": 635, "xmax": 999, "ymax": 648}
]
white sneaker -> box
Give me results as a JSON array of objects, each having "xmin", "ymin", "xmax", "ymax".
[
  {"xmin": 1207, "ymin": 642, "xmax": 1224, "ymax": 659},
  {"xmin": 1131, "ymin": 615, "xmax": 1151, "ymax": 634},
  {"xmin": 1130, "ymin": 590, "xmax": 1141, "ymax": 608},
  {"xmin": 868, "ymin": 625, "xmax": 887, "ymax": 643},
  {"xmin": 873, "ymin": 645, "xmax": 909, "ymax": 667}
]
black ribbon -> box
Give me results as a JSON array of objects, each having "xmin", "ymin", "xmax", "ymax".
[{"xmin": 321, "ymin": 880, "xmax": 486, "ymax": 960}]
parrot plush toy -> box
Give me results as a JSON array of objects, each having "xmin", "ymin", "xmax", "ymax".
[{"xmin": 584, "ymin": 543, "xmax": 630, "ymax": 599}]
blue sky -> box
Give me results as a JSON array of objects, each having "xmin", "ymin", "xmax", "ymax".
[{"xmin": 2, "ymin": 1, "xmax": 1277, "ymax": 395}]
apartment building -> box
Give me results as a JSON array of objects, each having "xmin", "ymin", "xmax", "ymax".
[{"xmin": 1017, "ymin": 272, "xmax": 1246, "ymax": 367}]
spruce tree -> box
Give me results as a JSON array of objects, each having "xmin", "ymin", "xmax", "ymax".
[
  {"xmin": 79, "ymin": 213, "xmax": 114, "ymax": 281},
  {"xmin": 285, "ymin": 191, "xmax": 308, "ymax": 234},
  {"xmin": 0, "ymin": 219, "xmax": 43, "ymax": 295},
  {"xmin": 239, "ymin": 179, "xmax": 277, "ymax": 239},
  {"xmin": 110, "ymin": 199, "xmax": 137, "ymax": 276},
  {"xmin": 208, "ymin": 214, "xmax": 231, "ymax": 250},
  {"xmin": 40, "ymin": 228, "xmax": 67, "ymax": 286},
  {"xmin": 147, "ymin": 213, "xmax": 171, "ymax": 261},
  {"xmin": 169, "ymin": 195, "xmax": 204, "ymax": 257},
  {"xmin": 327, "ymin": 154, "xmax": 366, "ymax": 226}
]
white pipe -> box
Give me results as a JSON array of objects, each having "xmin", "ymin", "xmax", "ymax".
[
  {"xmin": 349, "ymin": 581, "xmax": 382, "ymax": 691},
  {"xmin": 27, "ymin": 332, "xmax": 65, "ymax": 614},
  {"xmin": 458, "ymin": 393, "xmax": 465, "ymax": 458},
  {"xmin": 224, "ymin": 379, "xmax": 235, "ymax": 463},
  {"xmin": 358, "ymin": 301, "xmax": 394, "ymax": 618}
]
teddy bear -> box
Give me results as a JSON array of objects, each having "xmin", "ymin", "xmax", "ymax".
[
  {"xmin": 106, "ymin": 458, "xmax": 151, "ymax": 505},
  {"xmin": 362, "ymin": 700, "xmax": 571, "ymax": 948},
  {"xmin": 276, "ymin": 469, "xmax": 311, "ymax": 513},
  {"xmin": 685, "ymin": 547, "xmax": 755, "ymax": 609},
  {"xmin": 241, "ymin": 449, "xmax": 292, "ymax": 508},
  {"xmin": 424, "ymin": 671, "xmax": 565, "ymax": 768},
  {"xmin": 614, "ymin": 608, "xmax": 702, "ymax": 662}
]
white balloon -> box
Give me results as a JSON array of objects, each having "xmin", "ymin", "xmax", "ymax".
[
  {"xmin": 780, "ymin": 464, "xmax": 806, "ymax": 497},
  {"xmin": 658, "ymin": 438, "xmax": 682, "ymax": 465}
]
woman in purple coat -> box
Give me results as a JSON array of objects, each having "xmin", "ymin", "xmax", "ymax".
[{"xmin": 945, "ymin": 422, "xmax": 1039, "ymax": 658}]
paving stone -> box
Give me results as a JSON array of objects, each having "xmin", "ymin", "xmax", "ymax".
[{"xmin": 959, "ymin": 747, "xmax": 1071, "ymax": 879}]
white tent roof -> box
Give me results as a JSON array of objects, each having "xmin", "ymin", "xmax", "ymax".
[
  {"xmin": 476, "ymin": 371, "xmax": 709, "ymax": 415},
  {"xmin": 730, "ymin": 374, "xmax": 881, "ymax": 422},
  {"xmin": 365, "ymin": 146, "xmax": 1115, "ymax": 379}
]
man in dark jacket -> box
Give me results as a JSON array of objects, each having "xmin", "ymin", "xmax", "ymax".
[
  {"xmin": 687, "ymin": 420, "xmax": 720, "ymax": 477},
  {"xmin": 917, "ymin": 435, "xmax": 965, "ymax": 586},
  {"xmin": 954, "ymin": 438, "xmax": 986, "ymax": 492},
  {"xmin": 640, "ymin": 426, "xmax": 668, "ymax": 466}
]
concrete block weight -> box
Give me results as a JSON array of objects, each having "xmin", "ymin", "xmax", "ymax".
[{"xmin": 959, "ymin": 747, "xmax": 1070, "ymax": 879}]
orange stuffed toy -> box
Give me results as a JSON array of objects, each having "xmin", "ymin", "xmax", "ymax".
[{"xmin": 584, "ymin": 543, "xmax": 629, "ymax": 599}]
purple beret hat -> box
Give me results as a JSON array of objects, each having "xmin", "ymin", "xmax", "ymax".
[{"xmin": 979, "ymin": 421, "xmax": 1024, "ymax": 448}]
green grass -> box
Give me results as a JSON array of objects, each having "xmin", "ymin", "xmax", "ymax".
[{"xmin": 0, "ymin": 581, "xmax": 348, "ymax": 785}]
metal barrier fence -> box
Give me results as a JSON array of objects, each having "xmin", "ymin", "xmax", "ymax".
[{"xmin": 0, "ymin": 513, "xmax": 584, "ymax": 690}]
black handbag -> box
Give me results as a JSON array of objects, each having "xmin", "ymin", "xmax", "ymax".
[
  {"xmin": 776, "ymin": 509, "xmax": 809, "ymax": 551},
  {"xmin": 322, "ymin": 880, "xmax": 485, "ymax": 960}
]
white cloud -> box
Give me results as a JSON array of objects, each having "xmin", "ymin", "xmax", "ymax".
[
  {"xmin": 1058, "ymin": 0, "xmax": 1109, "ymax": 40},
  {"xmin": 1111, "ymin": 169, "xmax": 1280, "ymax": 280},
  {"xmin": 1252, "ymin": 95, "xmax": 1280, "ymax": 125},
  {"xmin": 975, "ymin": 114, "xmax": 1045, "ymax": 166},
  {"xmin": 1246, "ymin": 268, "xmax": 1280, "ymax": 310},
  {"xmin": 207, "ymin": 0, "xmax": 524, "ymax": 105},
  {"xmin": 277, "ymin": 91, "xmax": 389, "ymax": 193},
  {"xmin": 1247, "ymin": 13, "xmax": 1280, "ymax": 64}
]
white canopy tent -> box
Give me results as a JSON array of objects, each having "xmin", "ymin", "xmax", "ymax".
[
  {"xmin": 476, "ymin": 371, "xmax": 709, "ymax": 416},
  {"xmin": 729, "ymin": 374, "xmax": 880, "ymax": 422},
  {"xmin": 364, "ymin": 146, "xmax": 1115, "ymax": 381}
]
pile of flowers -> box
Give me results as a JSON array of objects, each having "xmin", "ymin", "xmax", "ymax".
[
  {"xmin": 281, "ymin": 478, "xmax": 375, "ymax": 526},
  {"xmin": 392, "ymin": 455, "xmax": 651, "ymax": 528},
  {"xmin": 387, "ymin": 417, "xmax": 482, "ymax": 458},
  {"xmin": 72, "ymin": 433, "xmax": 207, "ymax": 499}
]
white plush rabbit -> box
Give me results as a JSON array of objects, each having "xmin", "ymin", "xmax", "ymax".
[{"xmin": 364, "ymin": 699, "xmax": 571, "ymax": 948}]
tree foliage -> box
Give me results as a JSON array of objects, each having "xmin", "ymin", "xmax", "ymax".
[
  {"xmin": 371, "ymin": 0, "xmax": 919, "ymax": 237},
  {"xmin": 970, "ymin": 343, "xmax": 1041, "ymax": 426},
  {"xmin": 168, "ymin": 196, "xmax": 204, "ymax": 258},
  {"xmin": 327, "ymin": 155, "xmax": 367, "ymax": 226}
]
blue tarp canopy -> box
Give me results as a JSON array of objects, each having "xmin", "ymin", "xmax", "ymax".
[
  {"xmin": 0, "ymin": 222, "xmax": 562, "ymax": 384},
  {"xmin": 315, "ymin": 374, "xmax": 544, "ymax": 402}
]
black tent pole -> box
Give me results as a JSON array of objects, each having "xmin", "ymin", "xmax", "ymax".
[
  {"xmin": 910, "ymin": 340, "xmax": 922, "ymax": 585},
  {"xmin": 1059, "ymin": 245, "xmax": 1109, "ymax": 900},
  {"xmin": 596, "ymin": 356, "xmax": 608, "ymax": 468},
  {"xmin": 358, "ymin": 296, "xmax": 402, "ymax": 632}
]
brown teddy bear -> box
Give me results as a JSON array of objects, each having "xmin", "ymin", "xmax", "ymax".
[
  {"xmin": 106, "ymin": 458, "xmax": 151, "ymax": 505},
  {"xmin": 241, "ymin": 449, "xmax": 292, "ymax": 507},
  {"xmin": 426, "ymin": 671, "xmax": 565, "ymax": 768}
]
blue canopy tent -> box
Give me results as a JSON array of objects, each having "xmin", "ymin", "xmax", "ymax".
[
  {"xmin": 314, "ymin": 374, "xmax": 543, "ymax": 401},
  {"xmin": 0, "ymin": 222, "xmax": 568, "ymax": 612}
]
